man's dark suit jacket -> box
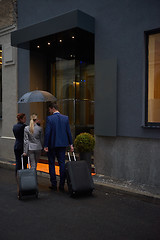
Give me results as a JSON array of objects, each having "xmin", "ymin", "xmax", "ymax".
[{"xmin": 44, "ymin": 112, "xmax": 73, "ymax": 149}]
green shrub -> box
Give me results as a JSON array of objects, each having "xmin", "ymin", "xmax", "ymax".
[{"xmin": 74, "ymin": 132, "xmax": 95, "ymax": 152}]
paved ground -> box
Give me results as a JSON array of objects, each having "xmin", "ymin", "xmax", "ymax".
[{"xmin": 0, "ymin": 167, "xmax": 160, "ymax": 240}]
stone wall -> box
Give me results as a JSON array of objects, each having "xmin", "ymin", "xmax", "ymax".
[
  {"xmin": 0, "ymin": 0, "xmax": 17, "ymax": 29},
  {"xmin": 0, "ymin": 0, "xmax": 17, "ymax": 162}
]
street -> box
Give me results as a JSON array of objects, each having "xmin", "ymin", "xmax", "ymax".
[{"xmin": 0, "ymin": 167, "xmax": 160, "ymax": 240}]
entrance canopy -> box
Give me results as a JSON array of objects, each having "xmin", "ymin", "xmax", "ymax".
[{"xmin": 11, "ymin": 10, "xmax": 95, "ymax": 49}]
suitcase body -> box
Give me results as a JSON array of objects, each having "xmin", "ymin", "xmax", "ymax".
[
  {"xmin": 66, "ymin": 152, "xmax": 94, "ymax": 196},
  {"xmin": 17, "ymin": 156, "xmax": 38, "ymax": 200}
]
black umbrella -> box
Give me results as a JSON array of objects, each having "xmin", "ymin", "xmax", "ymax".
[{"xmin": 18, "ymin": 90, "xmax": 57, "ymax": 103}]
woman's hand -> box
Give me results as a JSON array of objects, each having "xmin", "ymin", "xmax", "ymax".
[
  {"xmin": 70, "ymin": 145, "xmax": 74, "ymax": 152},
  {"xmin": 44, "ymin": 147, "xmax": 48, "ymax": 152}
]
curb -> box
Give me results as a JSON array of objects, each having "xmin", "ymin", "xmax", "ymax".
[
  {"xmin": 93, "ymin": 176, "xmax": 160, "ymax": 204},
  {"xmin": 0, "ymin": 159, "xmax": 160, "ymax": 203}
]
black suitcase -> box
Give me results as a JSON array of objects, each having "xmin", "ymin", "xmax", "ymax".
[
  {"xmin": 66, "ymin": 152, "xmax": 94, "ymax": 196},
  {"xmin": 17, "ymin": 155, "xmax": 38, "ymax": 200}
]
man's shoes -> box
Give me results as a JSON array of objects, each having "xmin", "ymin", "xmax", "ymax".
[
  {"xmin": 49, "ymin": 185, "xmax": 57, "ymax": 191},
  {"xmin": 59, "ymin": 186, "xmax": 65, "ymax": 192},
  {"xmin": 49, "ymin": 185, "xmax": 65, "ymax": 192}
]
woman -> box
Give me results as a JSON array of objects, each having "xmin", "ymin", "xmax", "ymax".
[
  {"xmin": 23, "ymin": 114, "xmax": 43, "ymax": 169},
  {"xmin": 13, "ymin": 113, "xmax": 27, "ymax": 174}
]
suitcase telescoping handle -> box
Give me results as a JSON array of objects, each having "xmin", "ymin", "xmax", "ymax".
[
  {"xmin": 21, "ymin": 155, "xmax": 31, "ymax": 169},
  {"xmin": 67, "ymin": 151, "xmax": 76, "ymax": 162}
]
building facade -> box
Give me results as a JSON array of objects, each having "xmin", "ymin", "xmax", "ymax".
[{"xmin": 1, "ymin": 0, "xmax": 160, "ymax": 194}]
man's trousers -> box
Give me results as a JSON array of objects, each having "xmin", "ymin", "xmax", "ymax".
[{"xmin": 48, "ymin": 147, "xmax": 66, "ymax": 187}]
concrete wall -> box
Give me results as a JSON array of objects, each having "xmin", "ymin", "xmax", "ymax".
[{"xmin": 95, "ymin": 136, "xmax": 160, "ymax": 193}]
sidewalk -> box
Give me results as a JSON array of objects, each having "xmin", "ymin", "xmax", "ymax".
[
  {"xmin": 1, "ymin": 166, "xmax": 160, "ymax": 240},
  {"xmin": 0, "ymin": 158, "xmax": 160, "ymax": 203}
]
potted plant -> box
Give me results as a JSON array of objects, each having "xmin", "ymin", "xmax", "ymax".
[{"xmin": 74, "ymin": 132, "xmax": 95, "ymax": 170}]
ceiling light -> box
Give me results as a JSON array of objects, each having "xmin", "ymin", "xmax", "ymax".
[
  {"xmin": 72, "ymin": 36, "xmax": 75, "ymax": 39},
  {"xmin": 48, "ymin": 42, "xmax": 51, "ymax": 45},
  {"xmin": 59, "ymin": 39, "xmax": 62, "ymax": 43},
  {"xmin": 37, "ymin": 45, "xmax": 40, "ymax": 48}
]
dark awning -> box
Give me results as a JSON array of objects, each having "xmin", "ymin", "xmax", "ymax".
[{"xmin": 11, "ymin": 10, "xmax": 95, "ymax": 48}]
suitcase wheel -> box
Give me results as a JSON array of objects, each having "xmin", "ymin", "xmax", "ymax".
[
  {"xmin": 18, "ymin": 191, "xmax": 22, "ymax": 200},
  {"xmin": 88, "ymin": 189, "xmax": 93, "ymax": 196},
  {"xmin": 69, "ymin": 190, "xmax": 76, "ymax": 198},
  {"xmin": 35, "ymin": 191, "xmax": 39, "ymax": 199}
]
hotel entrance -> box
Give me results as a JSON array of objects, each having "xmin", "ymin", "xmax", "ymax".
[
  {"xmin": 29, "ymin": 28, "xmax": 95, "ymax": 174},
  {"xmin": 30, "ymin": 28, "xmax": 95, "ymax": 139}
]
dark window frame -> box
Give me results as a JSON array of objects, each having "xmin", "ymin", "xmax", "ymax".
[{"xmin": 145, "ymin": 28, "xmax": 160, "ymax": 128}]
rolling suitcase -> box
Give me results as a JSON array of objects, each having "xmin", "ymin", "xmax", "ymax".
[
  {"xmin": 17, "ymin": 155, "xmax": 38, "ymax": 200},
  {"xmin": 66, "ymin": 152, "xmax": 94, "ymax": 196}
]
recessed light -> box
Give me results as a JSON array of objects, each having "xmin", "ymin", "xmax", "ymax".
[
  {"xmin": 37, "ymin": 45, "xmax": 40, "ymax": 48},
  {"xmin": 48, "ymin": 42, "xmax": 51, "ymax": 45},
  {"xmin": 59, "ymin": 39, "xmax": 62, "ymax": 43},
  {"xmin": 72, "ymin": 36, "xmax": 75, "ymax": 39}
]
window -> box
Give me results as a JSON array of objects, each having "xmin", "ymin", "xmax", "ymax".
[
  {"xmin": 146, "ymin": 31, "xmax": 160, "ymax": 126},
  {"xmin": 0, "ymin": 46, "xmax": 2, "ymax": 118}
]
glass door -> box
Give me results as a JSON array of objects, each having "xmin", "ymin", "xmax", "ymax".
[
  {"xmin": 75, "ymin": 61, "xmax": 94, "ymax": 136},
  {"xmin": 51, "ymin": 58, "xmax": 94, "ymax": 139}
]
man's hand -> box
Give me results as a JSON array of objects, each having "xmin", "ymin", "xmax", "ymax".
[{"xmin": 44, "ymin": 147, "xmax": 48, "ymax": 152}]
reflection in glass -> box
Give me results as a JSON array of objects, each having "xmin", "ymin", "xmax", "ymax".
[{"xmin": 51, "ymin": 58, "xmax": 94, "ymax": 137}]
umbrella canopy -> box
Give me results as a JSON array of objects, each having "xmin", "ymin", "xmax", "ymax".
[{"xmin": 18, "ymin": 90, "xmax": 57, "ymax": 103}]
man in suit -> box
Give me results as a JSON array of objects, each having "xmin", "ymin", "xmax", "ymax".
[{"xmin": 44, "ymin": 102, "xmax": 74, "ymax": 191}]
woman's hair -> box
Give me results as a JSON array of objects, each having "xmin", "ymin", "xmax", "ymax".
[
  {"xmin": 30, "ymin": 113, "xmax": 38, "ymax": 134},
  {"xmin": 17, "ymin": 113, "xmax": 25, "ymax": 122}
]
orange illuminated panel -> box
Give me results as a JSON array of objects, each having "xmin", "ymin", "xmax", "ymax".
[
  {"xmin": 36, "ymin": 162, "xmax": 96, "ymax": 176},
  {"xmin": 13, "ymin": 162, "xmax": 95, "ymax": 176},
  {"xmin": 37, "ymin": 163, "xmax": 60, "ymax": 175},
  {"xmin": 37, "ymin": 163, "xmax": 49, "ymax": 173}
]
